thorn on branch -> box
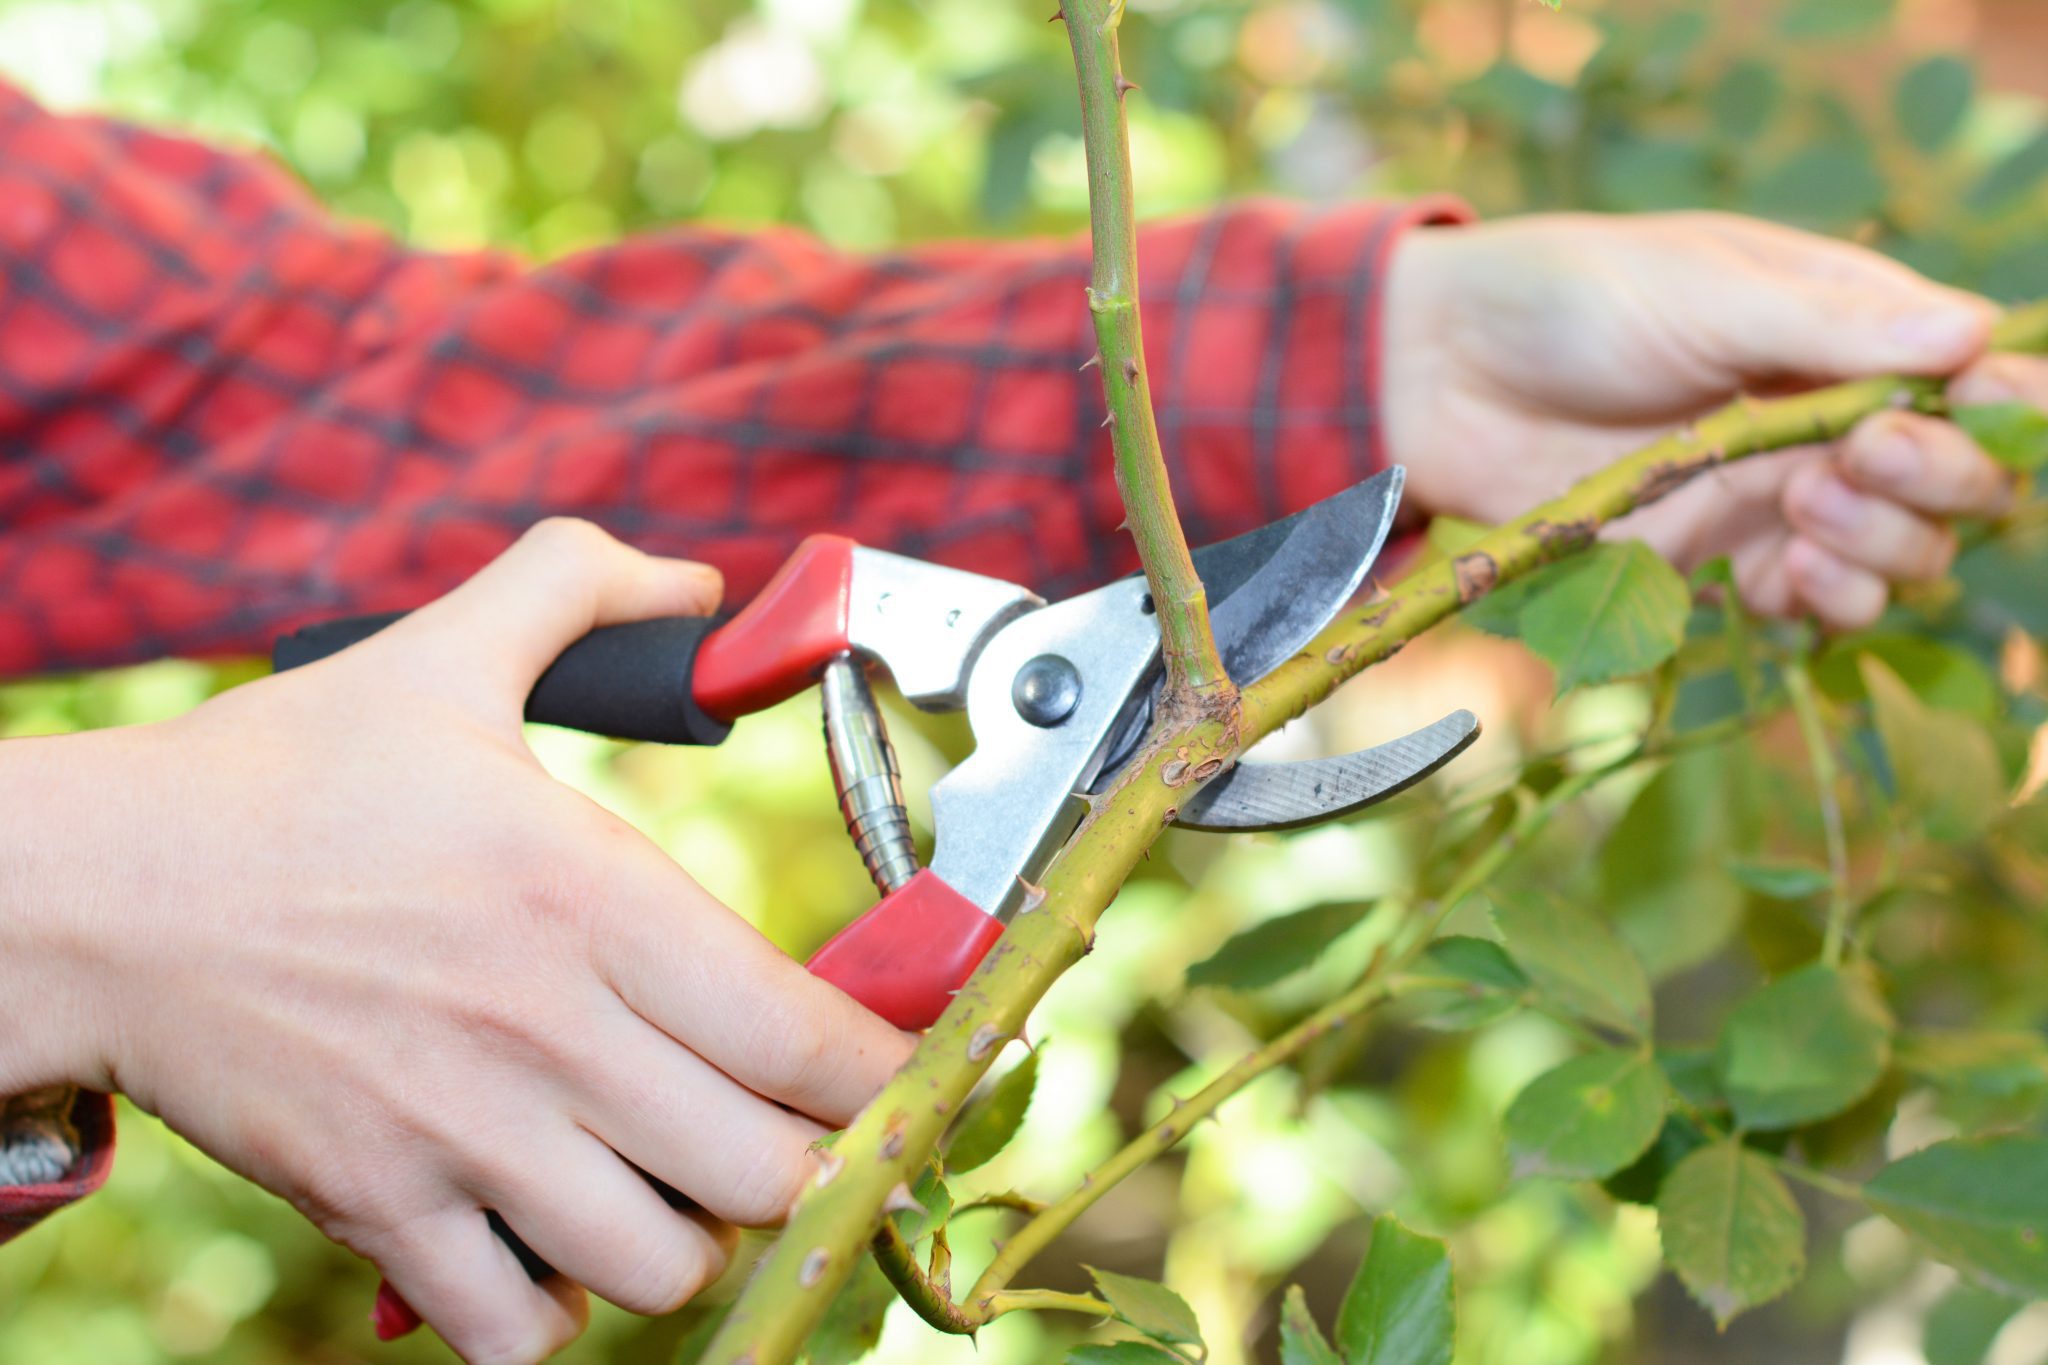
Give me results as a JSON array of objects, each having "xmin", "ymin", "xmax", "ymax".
[
  {"xmin": 813, "ymin": 1150, "xmax": 844, "ymax": 1188},
  {"xmin": 1114, "ymin": 75, "xmax": 1140, "ymax": 99},
  {"xmin": 799, "ymin": 1248, "xmax": 831, "ymax": 1289},
  {"xmin": 968, "ymin": 1025, "xmax": 1007, "ymax": 1061},
  {"xmin": 1122, "ymin": 357, "xmax": 1138, "ymax": 383},
  {"xmin": 1048, "ymin": 5, "xmax": 1064, "ymax": 19},
  {"xmin": 884, "ymin": 1182, "xmax": 922, "ymax": 1216},
  {"xmin": 881, "ymin": 1129, "xmax": 905, "ymax": 1160},
  {"xmin": 1080, "ymin": 352, "xmax": 1101, "ymax": 371},
  {"xmin": 1015, "ymin": 875, "xmax": 1048, "ymax": 912},
  {"xmin": 1101, "ymin": 411, "xmax": 1115, "ymax": 429}
]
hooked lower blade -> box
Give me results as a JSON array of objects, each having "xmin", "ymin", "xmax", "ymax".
[{"xmin": 1174, "ymin": 709, "xmax": 1481, "ymax": 832}]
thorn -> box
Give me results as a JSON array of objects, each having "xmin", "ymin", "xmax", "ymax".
[
  {"xmin": 884, "ymin": 1182, "xmax": 923, "ymax": 1216},
  {"xmin": 969, "ymin": 1025, "xmax": 1006, "ymax": 1061},
  {"xmin": 1015, "ymin": 875, "xmax": 1048, "ymax": 913},
  {"xmin": 799, "ymin": 1248, "xmax": 831, "ymax": 1289},
  {"xmin": 881, "ymin": 1130, "xmax": 905, "ymax": 1160},
  {"xmin": 813, "ymin": 1150, "xmax": 845, "ymax": 1188},
  {"xmin": 1115, "ymin": 518, "xmax": 1130, "ymax": 532},
  {"xmin": 1048, "ymin": 4, "xmax": 1064, "ymax": 18},
  {"xmin": 1100, "ymin": 411, "xmax": 1115, "ymax": 429},
  {"xmin": 1079, "ymin": 352, "xmax": 1101, "ymax": 371},
  {"xmin": 1114, "ymin": 75, "xmax": 1140, "ymax": 99},
  {"xmin": 1122, "ymin": 357, "xmax": 1138, "ymax": 383}
]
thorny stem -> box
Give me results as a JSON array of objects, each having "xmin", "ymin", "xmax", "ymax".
[
  {"xmin": 695, "ymin": 298, "xmax": 2048, "ymax": 1364},
  {"xmin": 871, "ymin": 1224, "xmax": 978, "ymax": 1335},
  {"xmin": 1785, "ymin": 659, "xmax": 1855, "ymax": 964},
  {"xmin": 1061, "ymin": 0, "xmax": 1230, "ymax": 702}
]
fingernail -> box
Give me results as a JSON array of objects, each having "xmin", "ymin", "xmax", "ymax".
[
  {"xmin": 1888, "ymin": 306, "xmax": 1983, "ymax": 361},
  {"xmin": 1859, "ymin": 428, "xmax": 1921, "ymax": 489},
  {"xmin": 1800, "ymin": 478, "xmax": 1863, "ymax": 532}
]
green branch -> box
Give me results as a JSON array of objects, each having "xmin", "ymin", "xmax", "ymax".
[
  {"xmin": 699, "ymin": 300, "xmax": 2048, "ymax": 1364},
  {"xmin": 1784, "ymin": 659, "xmax": 1854, "ymax": 964},
  {"xmin": 1061, "ymin": 0, "xmax": 1229, "ymax": 703}
]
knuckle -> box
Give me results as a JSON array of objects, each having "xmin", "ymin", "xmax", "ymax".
[
  {"xmin": 461, "ymin": 1320, "xmax": 554, "ymax": 1365},
  {"xmin": 722, "ymin": 1137, "xmax": 812, "ymax": 1227},
  {"xmin": 741, "ymin": 999, "xmax": 835, "ymax": 1103},
  {"xmin": 604, "ymin": 1231, "xmax": 708, "ymax": 1316}
]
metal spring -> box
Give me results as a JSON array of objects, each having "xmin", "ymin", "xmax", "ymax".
[{"xmin": 819, "ymin": 654, "xmax": 919, "ymax": 894}]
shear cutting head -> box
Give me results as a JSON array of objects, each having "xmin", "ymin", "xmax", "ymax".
[{"xmin": 853, "ymin": 467, "xmax": 1480, "ymax": 921}]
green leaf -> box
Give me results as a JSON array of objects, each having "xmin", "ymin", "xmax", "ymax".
[
  {"xmin": 1086, "ymin": 1267, "xmax": 1203, "ymax": 1350},
  {"xmin": 1897, "ymin": 1031, "xmax": 2048, "ymax": 1103},
  {"xmin": 1781, "ymin": 0, "xmax": 1894, "ymax": 39},
  {"xmin": 1492, "ymin": 890, "xmax": 1653, "ymax": 1038},
  {"xmin": 1399, "ymin": 936, "xmax": 1529, "ymax": 1032},
  {"xmin": 1896, "ymin": 54, "xmax": 1975, "ymax": 154},
  {"xmin": 1066, "ymin": 1345, "xmax": 1187, "ymax": 1364},
  {"xmin": 807, "ymin": 1254, "xmax": 895, "ymax": 1365},
  {"xmin": 1602, "ymin": 746, "xmax": 1761, "ymax": 977},
  {"xmin": 1729, "ymin": 858, "xmax": 1834, "ymax": 901},
  {"xmin": 1814, "ymin": 633, "xmax": 2000, "ymax": 720},
  {"xmin": 1186, "ymin": 900, "xmax": 1373, "ymax": 990},
  {"xmin": 889, "ymin": 1160, "xmax": 951, "ymax": 1244},
  {"xmin": 1279, "ymin": 1285, "xmax": 1342, "ymax": 1365},
  {"xmin": 1335, "ymin": 1216, "xmax": 1455, "ymax": 1365},
  {"xmin": 1710, "ymin": 61, "xmax": 1783, "ymax": 142},
  {"xmin": 1657, "ymin": 1140, "xmax": 1807, "ymax": 1327},
  {"xmin": 1746, "ymin": 141, "xmax": 1887, "ymax": 226},
  {"xmin": 1505, "ymin": 1048, "xmax": 1669, "ymax": 1180},
  {"xmin": 1716, "ymin": 962, "xmax": 1893, "ymax": 1129},
  {"xmin": 1689, "ymin": 557, "xmax": 1762, "ymax": 712},
  {"xmin": 946, "ymin": 1049, "xmax": 1040, "ymax": 1173},
  {"xmin": 1969, "ymin": 129, "xmax": 2048, "ymax": 214},
  {"xmin": 1603, "ymin": 1111, "xmax": 1713, "ymax": 1207},
  {"xmin": 1862, "ymin": 657, "xmax": 2007, "ymax": 843},
  {"xmin": 1923, "ymin": 1283, "xmax": 2021, "ymax": 1365},
  {"xmin": 1868, "ymin": 1135, "xmax": 2048, "ymax": 1298},
  {"xmin": 1956, "ymin": 403, "xmax": 2048, "ymax": 472},
  {"xmin": 1465, "ymin": 542, "xmax": 1691, "ymax": 696}
]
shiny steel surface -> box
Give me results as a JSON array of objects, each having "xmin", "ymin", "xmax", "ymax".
[
  {"xmin": 846, "ymin": 547, "xmax": 1040, "ymax": 710},
  {"xmin": 820, "ymin": 654, "xmax": 920, "ymax": 894},
  {"xmin": 1175, "ymin": 709, "xmax": 1481, "ymax": 832}
]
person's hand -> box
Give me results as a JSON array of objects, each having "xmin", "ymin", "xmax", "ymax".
[
  {"xmin": 1383, "ymin": 212, "xmax": 2048, "ymax": 630},
  {"xmin": 0, "ymin": 520, "xmax": 915, "ymax": 1365}
]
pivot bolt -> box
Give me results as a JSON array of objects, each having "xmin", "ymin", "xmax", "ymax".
[{"xmin": 1013, "ymin": 654, "xmax": 1082, "ymax": 728}]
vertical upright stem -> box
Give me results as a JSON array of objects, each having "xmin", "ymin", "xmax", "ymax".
[
  {"xmin": 1785, "ymin": 660, "xmax": 1854, "ymax": 963},
  {"xmin": 1060, "ymin": 0, "xmax": 1231, "ymax": 701}
]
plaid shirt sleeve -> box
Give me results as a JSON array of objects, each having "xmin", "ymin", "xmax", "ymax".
[{"xmin": 0, "ymin": 77, "xmax": 1469, "ymax": 1234}]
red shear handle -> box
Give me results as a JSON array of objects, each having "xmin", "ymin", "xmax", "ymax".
[{"xmin": 805, "ymin": 870, "xmax": 1005, "ymax": 1030}]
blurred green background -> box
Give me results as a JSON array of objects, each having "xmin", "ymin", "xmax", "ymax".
[{"xmin": 0, "ymin": 0, "xmax": 2045, "ymax": 1361}]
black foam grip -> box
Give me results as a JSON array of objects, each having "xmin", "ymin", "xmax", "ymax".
[{"xmin": 271, "ymin": 613, "xmax": 734, "ymax": 746}]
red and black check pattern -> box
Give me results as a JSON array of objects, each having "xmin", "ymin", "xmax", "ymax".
[{"xmin": 0, "ymin": 79, "xmax": 1467, "ymax": 1233}]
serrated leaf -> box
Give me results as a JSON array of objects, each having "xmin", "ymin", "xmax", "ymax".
[
  {"xmin": 1465, "ymin": 542, "xmax": 1690, "ymax": 696},
  {"xmin": 1186, "ymin": 900, "xmax": 1373, "ymax": 990},
  {"xmin": 807, "ymin": 1254, "xmax": 894, "ymax": 1365},
  {"xmin": 1400, "ymin": 936, "xmax": 1530, "ymax": 1032},
  {"xmin": 1716, "ymin": 962, "xmax": 1893, "ymax": 1130},
  {"xmin": 1335, "ymin": 1216, "xmax": 1455, "ymax": 1365},
  {"xmin": 1956, "ymin": 403, "xmax": 2048, "ymax": 472},
  {"xmin": 1729, "ymin": 858, "xmax": 1834, "ymax": 901},
  {"xmin": 1896, "ymin": 54, "xmax": 1975, "ymax": 154},
  {"xmin": 1065, "ymin": 1345, "xmax": 1186, "ymax": 1364},
  {"xmin": 1604, "ymin": 1111, "xmax": 1713, "ymax": 1207},
  {"xmin": 1086, "ymin": 1267, "xmax": 1203, "ymax": 1349},
  {"xmin": 1279, "ymin": 1285, "xmax": 1341, "ymax": 1365},
  {"xmin": 947, "ymin": 1049, "xmax": 1039, "ymax": 1174},
  {"xmin": 1868, "ymin": 1136, "xmax": 2048, "ymax": 1298},
  {"xmin": 1505, "ymin": 1048, "xmax": 1669, "ymax": 1180},
  {"xmin": 1492, "ymin": 890, "xmax": 1652, "ymax": 1038},
  {"xmin": 1603, "ymin": 746, "xmax": 1761, "ymax": 977},
  {"xmin": 1863, "ymin": 658, "xmax": 2007, "ymax": 843},
  {"xmin": 1658, "ymin": 1140, "xmax": 1806, "ymax": 1327}
]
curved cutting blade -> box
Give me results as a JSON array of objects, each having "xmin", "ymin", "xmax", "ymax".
[
  {"xmin": 1174, "ymin": 709, "xmax": 1480, "ymax": 832},
  {"xmin": 1202, "ymin": 466, "xmax": 1405, "ymax": 689}
]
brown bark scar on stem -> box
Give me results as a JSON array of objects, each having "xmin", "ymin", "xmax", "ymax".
[
  {"xmin": 1452, "ymin": 551, "xmax": 1499, "ymax": 604},
  {"xmin": 1529, "ymin": 517, "xmax": 1598, "ymax": 554}
]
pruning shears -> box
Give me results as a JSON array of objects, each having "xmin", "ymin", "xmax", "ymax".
[{"xmin": 272, "ymin": 466, "xmax": 1479, "ymax": 1338}]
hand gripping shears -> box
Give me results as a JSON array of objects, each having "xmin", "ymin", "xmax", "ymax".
[{"xmin": 272, "ymin": 467, "xmax": 1479, "ymax": 1336}]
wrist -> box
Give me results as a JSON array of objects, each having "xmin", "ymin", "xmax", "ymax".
[{"xmin": 0, "ymin": 727, "xmax": 152, "ymax": 1097}]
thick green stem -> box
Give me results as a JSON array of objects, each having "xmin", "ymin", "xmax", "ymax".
[
  {"xmin": 1062, "ymin": 0, "xmax": 1228, "ymax": 701},
  {"xmin": 698, "ymin": 308, "xmax": 2048, "ymax": 1365}
]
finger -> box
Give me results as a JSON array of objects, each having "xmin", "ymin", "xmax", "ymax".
[
  {"xmin": 373, "ymin": 1206, "xmax": 588, "ymax": 1365},
  {"xmin": 481, "ymin": 1128, "xmax": 736, "ymax": 1316},
  {"xmin": 573, "ymin": 1006, "xmax": 833, "ymax": 1227},
  {"xmin": 597, "ymin": 866, "xmax": 917, "ymax": 1126},
  {"xmin": 1783, "ymin": 538, "xmax": 1891, "ymax": 634},
  {"xmin": 1687, "ymin": 253, "xmax": 1995, "ymax": 386},
  {"xmin": 398, "ymin": 518, "xmax": 725, "ymax": 691},
  {"xmin": 1784, "ymin": 463, "xmax": 1958, "ymax": 585},
  {"xmin": 1951, "ymin": 350, "xmax": 2048, "ymax": 411},
  {"xmin": 1837, "ymin": 411, "xmax": 2018, "ymax": 519}
]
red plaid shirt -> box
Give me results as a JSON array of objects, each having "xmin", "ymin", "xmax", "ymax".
[{"xmin": 0, "ymin": 78, "xmax": 1467, "ymax": 1235}]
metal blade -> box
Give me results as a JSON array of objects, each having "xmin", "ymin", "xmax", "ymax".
[
  {"xmin": 1174, "ymin": 709, "xmax": 1480, "ymax": 832},
  {"xmin": 1200, "ymin": 466, "xmax": 1404, "ymax": 690}
]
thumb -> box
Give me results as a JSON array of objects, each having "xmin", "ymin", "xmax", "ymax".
[
  {"xmin": 1697, "ymin": 265, "xmax": 1996, "ymax": 385},
  {"xmin": 400, "ymin": 518, "xmax": 725, "ymax": 693}
]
